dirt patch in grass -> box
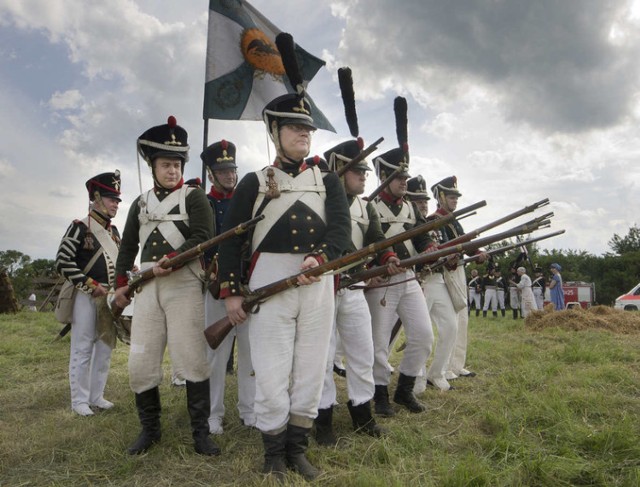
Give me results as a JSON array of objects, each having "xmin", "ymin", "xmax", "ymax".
[{"xmin": 525, "ymin": 305, "xmax": 640, "ymax": 334}]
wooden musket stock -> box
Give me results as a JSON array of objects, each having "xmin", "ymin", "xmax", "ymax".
[{"xmin": 204, "ymin": 200, "xmax": 487, "ymax": 349}]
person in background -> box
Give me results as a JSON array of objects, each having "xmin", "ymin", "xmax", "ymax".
[
  {"xmin": 201, "ymin": 139, "xmax": 255, "ymax": 435},
  {"xmin": 494, "ymin": 268, "xmax": 507, "ymax": 317},
  {"xmin": 113, "ymin": 116, "xmax": 218, "ymax": 457},
  {"xmin": 549, "ymin": 263, "xmax": 565, "ymax": 310},
  {"xmin": 532, "ymin": 266, "xmax": 546, "ymax": 310},
  {"xmin": 514, "ymin": 266, "xmax": 537, "ymax": 317},
  {"xmin": 56, "ymin": 171, "xmax": 122, "ymax": 416},
  {"xmin": 468, "ymin": 269, "xmax": 482, "ymax": 316}
]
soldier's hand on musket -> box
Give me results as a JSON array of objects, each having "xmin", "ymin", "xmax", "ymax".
[
  {"xmin": 225, "ymin": 296, "xmax": 247, "ymax": 325},
  {"xmin": 386, "ymin": 255, "xmax": 404, "ymax": 276},
  {"xmin": 153, "ymin": 256, "xmax": 172, "ymax": 277},
  {"xmin": 113, "ymin": 285, "xmax": 132, "ymax": 309},
  {"xmin": 445, "ymin": 253, "xmax": 460, "ymax": 265},
  {"xmin": 297, "ymin": 256, "xmax": 321, "ymax": 286},
  {"xmin": 92, "ymin": 283, "xmax": 108, "ymax": 298}
]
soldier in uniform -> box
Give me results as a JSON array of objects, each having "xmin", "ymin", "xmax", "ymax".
[
  {"xmin": 481, "ymin": 265, "xmax": 498, "ymax": 317},
  {"xmin": 532, "ymin": 266, "xmax": 546, "ymax": 310},
  {"xmin": 56, "ymin": 171, "xmax": 122, "ymax": 416},
  {"xmin": 495, "ymin": 268, "xmax": 507, "ymax": 317},
  {"xmin": 366, "ymin": 97, "xmax": 436, "ymax": 415},
  {"xmin": 314, "ymin": 139, "xmax": 399, "ymax": 446},
  {"xmin": 113, "ymin": 116, "xmax": 219, "ymax": 457},
  {"xmin": 201, "ymin": 140, "xmax": 256, "ymax": 435},
  {"xmin": 216, "ymin": 93, "xmax": 351, "ymax": 480},
  {"xmin": 468, "ymin": 269, "xmax": 482, "ymax": 316},
  {"xmin": 508, "ymin": 263, "xmax": 521, "ymax": 319},
  {"xmin": 430, "ymin": 176, "xmax": 487, "ymax": 380},
  {"xmin": 408, "ymin": 175, "xmax": 456, "ymax": 392}
]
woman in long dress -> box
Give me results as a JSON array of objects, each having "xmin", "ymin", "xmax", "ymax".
[
  {"xmin": 549, "ymin": 263, "xmax": 565, "ymax": 310},
  {"xmin": 515, "ymin": 267, "xmax": 537, "ymax": 317}
]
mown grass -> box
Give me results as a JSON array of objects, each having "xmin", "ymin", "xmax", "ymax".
[{"xmin": 1, "ymin": 310, "xmax": 639, "ymax": 486}]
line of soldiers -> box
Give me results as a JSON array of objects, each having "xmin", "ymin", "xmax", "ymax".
[
  {"xmin": 55, "ymin": 83, "xmax": 490, "ymax": 481},
  {"xmin": 468, "ymin": 264, "xmax": 547, "ymax": 319}
]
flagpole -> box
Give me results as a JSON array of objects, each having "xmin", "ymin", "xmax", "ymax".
[{"xmin": 202, "ymin": 118, "xmax": 209, "ymax": 190}]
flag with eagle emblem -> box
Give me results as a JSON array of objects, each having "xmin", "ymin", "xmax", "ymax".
[{"xmin": 203, "ymin": 0, "xmax": 335, "ymax": 131}]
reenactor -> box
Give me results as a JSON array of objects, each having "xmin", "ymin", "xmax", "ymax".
[
  {"xmin": 508, "ymin": 263, "xmax": 521, "ymax": 319},
  {"xmin": 495, "ymin": 268, "xmax": 507, "ymax": 317},
  {"xmin": 113, "ymin": 116, "xmax": 219, "ymax": 457},
  {"xmin": 430, "ymin": 176, "xmax": 488, "ymax": 380},
  {"xmin": 532, "ymin": 266, "xmax": 546, "ymax": 310},
  {"xmin": 201, "ymin": 140, "xmax": 255, "ymax": 435},
  {"xmin": 481, "ymin": 265, "xmax": 498, "ymax": 317},
  {"xmin": 56, "ymin": 171, "xmax": 122, "ymax": 416},
  {"xmin": 366, "ymin": 97, "xmax": 436, "ymax": 415},
  {"xmin": 468, "ymin": 268, "xmax": 482, "ymax": 316},
  {"xmin": 216, "ymin": 88, "xmax": 351, "ymax": 481}
]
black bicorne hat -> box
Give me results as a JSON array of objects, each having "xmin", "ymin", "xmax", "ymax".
[
  {"xmin": 201, "ymin": 139, "xmax": 237, "ymax": 171},
  {"xmin": 86, "ymin": 170, "xmax": 121, "ymax": 202},
  {"xmin": 431, "ymin": 175, "xmax": 462, "ymax": 200},
  {"xmin": 137, "ymin": 116, "xmax": 189, "ymax": 164},
  {"xmin": 406, "ymin": 175, "xmax": 430, "ymax": 201},
  {"xmin": 373, "ymin": 97, "xmax": 410, "ymax": 179}
]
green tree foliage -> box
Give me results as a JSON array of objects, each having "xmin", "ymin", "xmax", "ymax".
[
  {"xmin": 0, "ymin": 250, "xmax": 57, "ymax": 300},
  {"xmin": 608, "ymin": 224, "xmax": 640, "ymax": 255}
]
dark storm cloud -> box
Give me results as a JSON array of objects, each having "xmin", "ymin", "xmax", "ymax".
[{"xmin": 338, "ymin": 0, "xmax": 640, "ymax": 133}]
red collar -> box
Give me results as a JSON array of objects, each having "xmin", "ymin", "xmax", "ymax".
[
  {"xmin": 379, "ymin": 190, "xmax": 403, "ymax": 205},
  {"xmin": 208, "ymin": 187, "xmax": 234, "ymax": 199},
  {"xmin": 155, "ymin": 178, "xmax": 184, "ymax": 193},
  {"xmin": 435, "ymin": 207, "xmax": 451, "ymax": 217}
]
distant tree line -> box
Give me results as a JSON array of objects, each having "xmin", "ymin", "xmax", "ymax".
[{"xmin": 2, "ymin": 224, "xmax": 639, "ymax": 305}]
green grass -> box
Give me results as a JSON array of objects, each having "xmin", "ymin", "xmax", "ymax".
[{"xmin": 1, "ymin": 311, "xmax": 639, "ymax": 486}]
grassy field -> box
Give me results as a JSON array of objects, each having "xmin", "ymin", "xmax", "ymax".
[{"xmin": 1, "ymin": 309, "xmax": 639, "ymax": 486}]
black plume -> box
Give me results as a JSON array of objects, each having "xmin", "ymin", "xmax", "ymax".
[
  {"xmin": 394, "ymin": 96, "xmax": 408, "ymax": 149},
  {"xmin": 276, "ymin": 33, "xmax": 304, "ymax": 95},
  {"xmin": 338, "ymin": 67, "xmax": 358, "ymax": 138}
]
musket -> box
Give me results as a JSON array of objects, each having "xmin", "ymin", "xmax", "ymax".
[
  {"xmin": 110, "ymin": 214, "xmax": 265, "ymax": 319},
  {"xmin": 335, "ymin": 137, "xmax": 384, "ymax": 177},
  {"xmin": 365, "ymin": 163, "xmax": 408, "ymax": 201},
  {"xmin": 425, "ymin": 229, "xmax": 566, "ymax": 274},
  {"xmin": 204, "ymin": 200, "xmax": 487, "ymax": 349},
  {"xmin": 437, "ymin": 199, "xmax": 551, "ymax": 250},
  {"xmin": 340, "ymin": 214, "xmax": 553, "ymax": 289}
]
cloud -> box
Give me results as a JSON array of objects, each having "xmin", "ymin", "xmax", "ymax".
[
  {"xmin": 48, "ymin": 89, "xmax": 82, "ymax": 110},
  {"xmin": 333, "ymin": 0, "xmax": 640, "ymax": 134}
]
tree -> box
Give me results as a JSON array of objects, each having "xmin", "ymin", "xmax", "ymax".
[
  {"xmin": 608, "ymin": 224, "xmax": 640, "ymax": 255},
  {"xmin": 0, "ymin": 250, "xmax": 31, "ymax": 276}
]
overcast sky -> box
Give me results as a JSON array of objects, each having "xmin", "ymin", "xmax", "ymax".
[{"xmin": 1, "ymin": 0, "xmax": 640, "ymax": 261}]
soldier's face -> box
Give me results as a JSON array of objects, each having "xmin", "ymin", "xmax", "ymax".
[
  {"xmin": 212, "ymin": 168, "xmax": 237, "ymax": 193},
  {"xmin": 154, "ymin": 157, "xmax": 183, "ymax": 189},
  {"xmin": 344, "ymin": 168, "xmax": 367, "ymax": 196},
  {"xmin": 388, "ymin": 176, "xmax": 409, "ymax": 199},
  {"xmin": 100, "ymin": 197, "xmax": 119, "ymax": 218},
  {"xmin": 415, "ymin": 199, "xmax": 429, "ymax": 217},
  {"xmin": 444, "ymin": 195, "xmax": 458, "ymax": 212},
  {"xmin": 279, "ymin": 124, "xmax": 312, "ymax": 161}
]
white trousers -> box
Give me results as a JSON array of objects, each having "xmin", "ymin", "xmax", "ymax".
[
  {"xmin": 533, "ymin": 287, "xmax": 544, "ymax": 310},
  {"xmin": 128, "ymin": 266, "xmax": 209, "ymax": 393},
  {"xmin": 482, "ymin": 288, "xmax": 497, "ymax": 312},
  {"xmin": 447, "ymin": 267, "xmax": 470, "ymax": 375},
  {"xmin": 509, "ymin": 286, "xmax": 520, "ymax": 309},
  {"xmin": 497, "ymin": 289, "xmax": 506, "ymax": 310},
  {"xmin": 422, "ymin": 273, "xmax": 458, "ymax": 381},
  {"xmin": 366, "ymin": 271, "xmax": 433, "ymax": 385},
  {"xmin": 205, "ymin": 291, "xmax": 255, "ymax": 425},
  {"xmin": 69, "ymin": 292, "xmax": 113, "ymax": 409},
  {"xmin": 468, "ymin": 288, "xmax": 481, "ymax": 309},
  {"xmin": 249, "ymin": 253, "xmax": 334, "ymax": 433},
  {"xmin": 319, "ymin": 286, "xmax": 375, "ymax": 409}
]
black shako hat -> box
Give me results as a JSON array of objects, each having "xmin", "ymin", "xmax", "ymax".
[
  {"xmin": 406, "ymin": 175, "xmax": 430, "ymax": 201},
  {"xmin": 86, "ymin": 170, "xmax": 121, "ymax": 202},
  {"xmin": 137, "ymin": 115, "xmax": 189, "ymax": 164},
  {"xmin": 431, "ymin": 175, "xmax": 462, "ymax": 200},
  {"xmin": 324, "ymin": 138, "xmax": 370, "ymax": 173},
  {"xmin": 262, "ymin": 93, "xmax": 316, "ymax": 131},
  {"xmin": 201, "ymin": 139, "xmax": 237, "ymax": 171}
]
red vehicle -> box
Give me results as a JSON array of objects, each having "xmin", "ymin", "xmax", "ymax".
[{"xmin": 545, "ymin": 281, "xmax": 596, "ymax": 309}]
